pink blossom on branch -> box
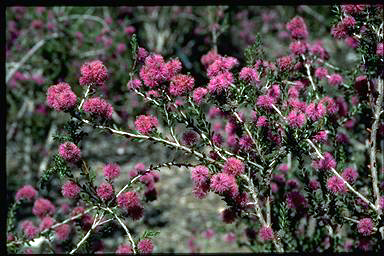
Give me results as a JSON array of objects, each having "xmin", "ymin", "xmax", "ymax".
[
  {"xmin": 79, "ymin": 60, "xmax": 108, "ymax": 86},
  {"xmin": 83, "ymin": 97, "xmax": 114, "ymax": 119},
  {"xmin": 46, "ymin": 82, "xmax": 77, "ymax": 111},
  {"xmin": 134, "ymin": 115, "xmax": 159, "ymax": 135},
  {"xmin": 15, "ymin": 185, "xmax": 37, "ymax": 201}
]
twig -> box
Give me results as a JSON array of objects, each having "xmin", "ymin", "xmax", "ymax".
[
  {"xmin": 69, "ymin": 212, "xmax": 104, "ymax": 254},
  {"xmin": 103, "ymin": 207, "xmax": 136, "ymax": 253},
  {"xmin": 304, "ymin": 62, "xmax": 320, "ymax": 100},
  {"xmin": 78, "ymin": 85, "xmax": 91, "ymax": 111}
]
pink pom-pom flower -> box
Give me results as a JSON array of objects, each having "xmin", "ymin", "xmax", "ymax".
[
  {"xmin": 15, "ymin": 185, "xmax": 37, "ymax": 201},
  {"xmin": 357, "ymin": 218, "xmax": 373, "ymax": 236},
  {"xmin": 32, "ymin": 198, "xmax": 56, "ymax": 218},
  {"xmin": 223, "ymin": 157, "xmax": 245, "ymax": 176},
  {"xmin": 138, "ymin": 239, "xmax": 154, "ymax": 253},
  {"xmin": 61, "ymin": 181, "xmax": 81, "ymax": 199},
  {"xmin": 103, "ymin": 163, "xmax": 121, "ymax": 180},
  {"xmin": 97, "ymin": 183, "xmax": 114, "ymax": 201},
  {"xmin": 59, "ymin": 142, "xmax": 81, "ymax": 163},
  {"xmin": 169, "ymin": 74, "xmax": 195, "ymax": 96},
  {"xmin": 259, "ymin": 226, "xmax": 274, "ymax": 242},
  {"xmin": 46, "ymin": 82, "xmax": 77, "ymax": 111},
  {"xmin": 83, "ymin": 97, "xmax": 113, "ymax": 119},
  {"xmin": 134, "ymin": 115, "xmax": 159, "ymax": 135},
  {"xmin": 327, "ymin": 176, "xmax": 348, "ymax": 194},
  {"xmin": 79, "ymin": 60, "xmax": 108, "ymax": 86}
]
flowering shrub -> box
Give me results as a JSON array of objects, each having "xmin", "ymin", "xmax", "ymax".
[{"xmin": 6, "ymin": 5, "xmax": 384, "ymax": 254}]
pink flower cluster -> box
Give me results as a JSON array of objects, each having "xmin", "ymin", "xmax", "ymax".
[
  {"xmin": 341, "ymin": 167, "xmax": 358, "ymax": 183},
  {"xmin": 192, "ymin": 87, "xmax": 208, "ymax": 104},
  {"xmin": 169, "ymin": 74, "xmax": 195, "ymax": 96},
  {"xmin": 15, "ymin": 185, "xmax": 37, "ymax": 201},
  {"xmin": 327, "ymin": 176, "xmax": 348, "ymax": 194},
  {"xmin": 116, "ymin": 244, "xmax": 133, "ymax": 254},
  {"xmin": 210, "ymin": 172, "xmax": 238, "ymax": 197},
  {"xmin": 59, "ymin": 142, "xmax": 81, "ymax": 163},
  {"xmin": 83, "ymin": 97, "xmax": 113, "ymax": 119},
  {"xmin": 306, "ymin": 102, "xmax": 326, "ymax": 121},
  {"xmin": 312, "ymin": 152, "xmax": 336, "ymax": 171},
  {"xmin": 97, "ymin": 183, "xmax": 114, "ymax": 201},
  {"xmin": 287, "ymin": 110, "xmax": 306, "ymax": 128},
  {"xmin": 55, "ymin": 224, "xmax": 71, "ymax": 241},
  {"xmin": 20, "ymin": 220, "xmax": 38, "ymax": 239},
  {"xmin": 357, "ymin": 218, "xmax": 373, "ymax": 236},
  {"xmin": 32, "ymin": 198, "xmax": 56, "ymax": 218},
  {"xmin": 139, "ymin": 54, "xmax": 181, "ymax": 88},
  {"xmin": 258, "ymin": 226, "xmax": 274, "ymax": 242},
  {"xmin": 134, "ymin": 115, "xmax": 159, "ymax": 135},
  {"xmin": 191, "ymin": 165, "xmax": 210, "ymax": 199},
  {"xmin": 103, "ymin": 163, "xmax": 121, "ymax": 180},
  {"xmin": 286, "ymin": 16, "xmax": 309, "ymax": 40},
  {"xmin": 117, "ymin": 191, "xmax": 144, "ymax": 220},
  {"xmin": 239, "ymin": 67, "xmax": 260, "ymax": 85},
  {"xmin": 46, "ymin": 82, "xmax": 77, "ymax": 111},
  {"xmin": 79, "ymin": 60, "xmax": 108, "ymax": 86},
  {"xmin": 138, "ymin": 239, "xmax": 154, "ymax": 253},
  {"xmin": 61, "ymin": 181, "xmax": 81, "ymax": 199},
  {"xmin": 223, "ymin": 157, "xmax": 245, "ymax": 176}
]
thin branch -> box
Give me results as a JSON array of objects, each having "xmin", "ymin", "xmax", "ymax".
[{"xmin": 69, "ymin": 212, "xmax": 104, "ymax": 254}]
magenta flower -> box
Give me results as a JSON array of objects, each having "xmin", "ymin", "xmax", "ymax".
[
  {"xmin": 97, "ymin": 183, "xmax": 114, "ymax": 201},
  {"xmin": 46, "ymin": 82, "xmax": 77, "ymax": 111},
  {"xmin": 309, "ymin": 179, "xmax": 320, "ymax": 190},
  {"xmin": 191, "ymin": 165, "xmax": 210, "ymax": 186},
  {"xmin": 277, "ymin": 56, "xmax": 293, "ymax": 71},
  {"xmin": 201, "ymin": 49, "xmax": 220, "ymax": 67},
  {"xmin": 341, "ymin": 4, "xmax": 366, "ymax": 14},
  {"xmin": 79, "ymin": 60, "xmax": 108, "ymax": 86},
  {"xmin": 55, "ymin": 224, "xmax": 71, "ymax": 241},
  {"xmin": 207, "ymin": 56, "xmax": 238, "ymax": 78},
  {"xmin": 15, "ymin": 185, "xmax": 37, "ymax": 201},
  {"xmin": 341, "ymin": 167, "xmax": 358, "ymax": 183},
  {"xmin": 193, "ymin": 87, "xmax": 208, "ymax": 105},
  {"xmin": 138, "ymin": 239, "xmax": 154, "ymax": 253},
  {"xmin": 286, "ymin": 16, "xmax": 309, "ymax": 40},
  {"xmin": 239, "ymin": 67, "xmax": 260, "ymax": 85},
  {"xmin": 315, "ymin": 67, "xmax": 328, "ymax": 79},
  {"xmin": 256, "ymin": 116, "xmax": 268, "ymax": 127},
  {"xmin": 32, "ymin": 198, "xmax": 56, "ymax": 218},
  {"xmin": 328, "ymin": 74, "xmax": 343, "ymax": 86},
  {"xmin": 208, "ymin": 71, "xmax": 234, "ymax": 94},
  {"xmin": 116, "ymin": 244, "xmax": 133, "ymax": 254},
  {"xmin": 103, "ymin": 163, "xmax": 121, "ymax": 180},
  {"xmin": 59, "ymin": 142, "xmax": 81, "ymax": 163},
  {"xmin": 83, "ymin": 97, "xmax": 113, "ymax": 119},
  {"xmin": 210, "ymin": 172, "xmax": 238, "ymax": 197},
  {"xmin": 312, "ymin": 130, "xmax": 328, "ymax": 143},
  {"xmin": 61, "ymin": 181, "xmax": 81, "ymax": 199},
  {"xmin": 117, "ymin": 191, "xmax": 141, "ymax": 210},
  {"xmin": 327, "ymin": 176, "xmax": 348, "ymax": 194},
  {"xmin": 357, "ymin": 218, "xmax": 374, "ymax": 236},
  {"xmin": 289, "ymin": 41, "xmax": 308, "ymax": 55},
  {"xmin": 202, "ymin": 229, "xmax": 215, "ymax": 240},
  {"xmin": 256, "ymin": 95, "xmax": 276, "ymax": 109},
  {"xmin": 223, "ymin": 157, "xmax": 245, "ymax": 176},
  {"xmin": 377, "ymin": 43, "xmax": 384, "ymax": 57},
  {"xmin": 39, "ymin": 217, "xmax": 55, "ymax": 232},
  {"xmin": 312, "ymin": 152, "xmax": 336, "ymax": 171},
  {"xmin": 259, "ymin": 226, "xmax": 274, "ymax": 242},
  {"xmin": 134, "ymin": 115, "xmax": 159, "ymax": 135},
  {"xmin": 21, "ymin": 221, "xmax": 38, "ymax": 239},
  {"xmin": 287, "ymin": 110, "xmax": 306, "ymax": 128},
  {"xmin": 169, "ymin": 74, "xmax": 195, "ymax": 96}
]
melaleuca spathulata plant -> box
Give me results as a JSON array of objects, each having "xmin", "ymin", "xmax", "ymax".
[{"xmin": 7, "ymin": 4, "xmax": 384, "ymax": 253}]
